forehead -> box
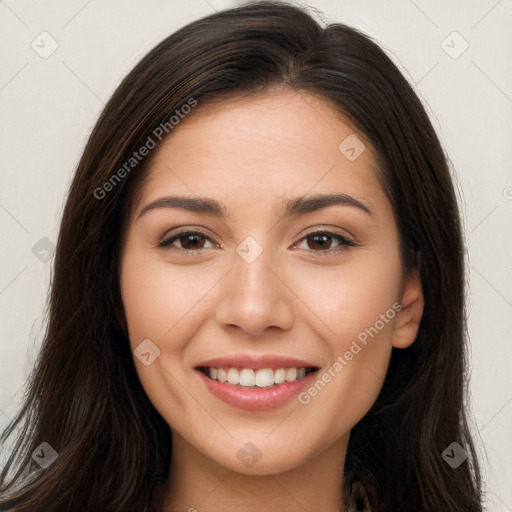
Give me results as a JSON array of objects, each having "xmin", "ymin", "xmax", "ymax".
[{"xmin": 130, "ymin": 89, "xmax": 383, "ymax": 219}]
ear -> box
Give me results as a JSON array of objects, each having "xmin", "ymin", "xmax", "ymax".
[{"xmin": 391, "ymin": 263, "xmax": 424, "ymax": 349}]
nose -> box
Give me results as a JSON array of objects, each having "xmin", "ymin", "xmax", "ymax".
[{"xmin": 215, "ymin": 245, "xmax": 295, "ymax": 337}]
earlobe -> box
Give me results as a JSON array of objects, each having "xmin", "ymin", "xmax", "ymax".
[{"xmin": 391, "ymin": 266, "xmax": 424, "ymax": 349}]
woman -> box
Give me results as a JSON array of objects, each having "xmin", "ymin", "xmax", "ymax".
[{"xmin": 0, "ymin": 2, "xmax": 483, "ymax": 511}]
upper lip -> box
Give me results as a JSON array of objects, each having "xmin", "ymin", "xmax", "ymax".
[{"xmin": 195, "ymin": 354, "xmax": 319, "ymax": 370}]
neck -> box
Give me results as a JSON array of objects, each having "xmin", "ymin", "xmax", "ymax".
[{"xmin": 156, "ymin": 431, "xmax": 349, "ymax": 512}]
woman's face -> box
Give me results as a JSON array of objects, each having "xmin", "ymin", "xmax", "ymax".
[{"xmin": 119, "ymin": 89, "xmax": 422, "ymax": 475}]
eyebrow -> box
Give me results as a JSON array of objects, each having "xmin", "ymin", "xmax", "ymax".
[{"xmin": 135, "ymin": 192, "xmax": 372, "ymax": 222}]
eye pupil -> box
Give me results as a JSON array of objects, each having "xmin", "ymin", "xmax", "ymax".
[
  {"xmin": 181, "ymin": 234, "xmax": 205, "ymax": 250},
  {"xmin": 308, "ymin": 234, "xmax": 331, "ymax": 251}
]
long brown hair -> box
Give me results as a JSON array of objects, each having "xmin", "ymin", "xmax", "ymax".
[{"xmin": 0, "ymin": 3, "xmax": 482, "ymax": 510}]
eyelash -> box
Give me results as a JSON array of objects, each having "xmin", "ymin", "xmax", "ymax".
[{"xmin": 157, "ymin": 229, "xmax": 357, "ymax": 256}]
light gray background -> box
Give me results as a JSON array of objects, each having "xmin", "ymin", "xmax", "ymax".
[{"xmin": 0, "ymin": 0, "xmax": 511, "ymax": 509}]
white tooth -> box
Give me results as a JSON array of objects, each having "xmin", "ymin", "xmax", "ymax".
[
  {"xmin": 210, "ymin": 368, "xmax": 217, "ymax": 379},
  {"xmin": 227, "ymin": 368, "xmax": 240, "ymax": 385},
  {"xmin": 285, "ymin": 367, "xmax": 297, "ymax": 382},
  {"xmin": 217, "ymin": 368, "xmax": 227, "ymax": 383},
  {"xmin": 297, "ymin": 368, "xmax": 306, "ymax": 379},
  {"xmin": 239, "ymin": 369, "xmax": 256, "ymax": 387},
  {"xmin": 255, "ymin": 368, "xmax": 275, "ymax": 387},
  {"xmin": 274, "ymin": 368, "xmax": 286, "ymax": 385}
]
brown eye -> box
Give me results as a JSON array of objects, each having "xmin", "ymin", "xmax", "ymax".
[
  {"xmin": 158, "ymin": 230, "xmax": 217, "ymax": 252},
  {"xmin": 176, "ymin": 233, "xmax": 207, "ymax": 250},
  {"xmin": 306, "ymin": 233, "xmax": 334, "ymax": 251},
  {"xmin": 296, "ymin": 231, "xmax": 357, "ymax": 255}
]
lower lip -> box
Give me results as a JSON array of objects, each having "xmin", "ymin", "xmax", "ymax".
[{"xmin": 196, "ymin": 369, "xmax": 318, "ymax": 411}]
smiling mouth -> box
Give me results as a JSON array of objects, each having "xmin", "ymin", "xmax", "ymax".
[{"xmin": 197, "ymin": 366, "xmax": 318, "ymax": 387}]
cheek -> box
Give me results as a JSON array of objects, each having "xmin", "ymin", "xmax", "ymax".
[
  {"xmin": 292, "ymin": 246, "xmax": 402, "ymax": 344},
  {"xmin": 119, "ymin": 251, "xmax": 218, "ymax": 422},
  {"xmin": 290, "ymin": 247, "xmax": 401, "ymax": 413},
  {"xmin": 120, "ymin": 252, "xmax": 212, "ymax": 346}
]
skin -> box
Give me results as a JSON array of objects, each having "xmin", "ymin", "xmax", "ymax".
[{"xmin": 119, "ymin": 88, "xmax": 424, "ymax": 512}]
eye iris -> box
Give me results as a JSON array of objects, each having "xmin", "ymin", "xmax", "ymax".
[
  {"xmin": 308, "ymin": 233, "xmax": 331, "ymax": 251},
  {"xmin": 181, "ymin": 234, "xmax": 205, "ymax": 250}
]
